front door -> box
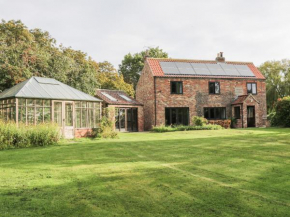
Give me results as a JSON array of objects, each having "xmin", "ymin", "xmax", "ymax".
[
  {"xmin": 247, "ymin": 106, "xmax": 255, "ymax": 127},
  {"xmin": 53, "ymin": 101, "xmax": 74, "ymax": 138}
]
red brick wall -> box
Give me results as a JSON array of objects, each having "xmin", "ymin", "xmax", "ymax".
[
  {"xmin": 75, "ymin": 129, "xmax": 93, "ymax": 138},
  {"xmin": 151, "ymin": 77, "xmax": 266, "ymax": 128},
  {"xmin": 136, "ymin": 61, "xmax": 155, "ymax": 130}
]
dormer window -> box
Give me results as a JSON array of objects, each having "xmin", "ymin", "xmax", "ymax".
[
  {"xmin": 209, "ymin": 82, "xmax": 220, "ymax": 94},
  {"xmin": 247, "ymin": 83, "xmax": 257, "ymax": 95},
  {"xmin": 171, "ymin": 81, "xmax": 183, "ymax": 94}
]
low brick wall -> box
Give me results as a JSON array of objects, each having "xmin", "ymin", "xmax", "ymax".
[
  {"xmin": 75, "ymin": 129, "xmax": 93, "ymax": 138},
  {"xmin": 208, "ymin": 120, "xmax": 231, "ymax": 129}
]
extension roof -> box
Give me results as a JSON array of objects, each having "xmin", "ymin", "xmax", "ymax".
[
  {"xmin": 146, "ymin": 58, "xmax": 265, "ymax": 79},
  {"xmin": 231, "ymin": 94, "xmax": 260, "ymax": 105},
  {"xmin": 95, "ymin": 89, "xmax": 143, "ymax": 106},
  {"xmin": 0, "ymin": 77, "xmax": 102, "ymax": 102}
]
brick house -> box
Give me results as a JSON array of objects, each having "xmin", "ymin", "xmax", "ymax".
[
  {"xmin": 96, "ymin": 89, "xmax": 144, "ymax": 132},
  {"xmin": 136, "ymin": 53, "xmax": 267, "ymax": 130}
]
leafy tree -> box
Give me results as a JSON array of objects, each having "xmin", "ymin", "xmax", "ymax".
[
  {"xmin": 258, "ymin": 60, "xmax": 290, "ymax": 110},
  {"xmin": 118, "ymin": 47, "xmax": 168, "ymax": 88},
  {"xmin": 97, "ymin": 61, "xmax": 134, "ymax": 96},
  {"xmin": 0, "ymin": 20, "xmax": 98, "ymax": 95}
]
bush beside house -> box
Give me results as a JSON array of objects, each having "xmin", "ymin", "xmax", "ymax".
[
  {"xmin": 0, "ymin": 121, "xmax": 60, "ymax": 150},
  {"xmin": 270, "ymin": 96, "xmax": 290, "ymax": 127}
]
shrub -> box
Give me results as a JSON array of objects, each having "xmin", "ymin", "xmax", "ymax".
[
  {"xmin": 270, "ymin": 96, "xmax": 290, "ymax": 127},
  {"xmin": 0, "ymin": 121, "xmax": 60, "ymax": 150},
  {"xmin": 97, "ymin": 108, "xmax": 118, "ymax": 139},
  {"xmin": 191, "ymin": 116, "xmax": 208, "ymax": 126},
  {"xmin": 151, "ymin": 124, "xmax": 223, "ymax": 133}
]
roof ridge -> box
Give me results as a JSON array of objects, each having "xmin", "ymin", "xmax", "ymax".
[{"xmin": 147, "ymin": 57, "xmax": 253, "ymax": 64}]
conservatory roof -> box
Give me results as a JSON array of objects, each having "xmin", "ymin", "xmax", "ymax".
[{"xmin": 0, "ymin": 77, "xmax": 102, "ymax": 102}]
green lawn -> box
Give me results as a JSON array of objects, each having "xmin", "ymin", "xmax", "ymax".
[{"xmin": 0, "ymin": 128, "xmax": 289, "ymax": 217}]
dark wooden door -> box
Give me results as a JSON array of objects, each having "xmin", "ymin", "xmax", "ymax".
[{"xmin": 247, "ymin": 106, "xmax": 255, "ymax": 127}]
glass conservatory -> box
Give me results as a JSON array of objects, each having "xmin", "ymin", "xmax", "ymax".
[{"xmin": 0, "ymin": 77, "xmax": 102, "ymax": 138}]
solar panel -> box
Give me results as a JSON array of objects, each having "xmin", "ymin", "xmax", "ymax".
[
  {"xmin": 179, "ymin": 68, "xmax": 195, "ymax": 75},
  {"xmin": 175, "ymin": 62, "xmax": 192, "ymax": 68},
  {"xmin": 234, "ymin": 65, "xmax": 255, "ymax": 77},
  {"xmin": 159, "ymin": 62, "xmax": 176, "ymax": 68},
  {"xmin": 101, "ymin": 92, "xmax": 117, "ymax": 101},
  {"xmin": 119, "ymin": 94, "xmax": 132, "ymax": 102},
  {"xmin": 160, "ymin": 62, "xmax": 255, "ymax": 77},
  {"xmin": 163, "ymin": 67, "xmax": 180, "ymax": 74},
  {"xmin": 206, "ymin": 64, "xmax": 224, "ymax": 75},
  {"xmin": 191, "ymin": 63, "xmax": 207, "ymax": 68}
]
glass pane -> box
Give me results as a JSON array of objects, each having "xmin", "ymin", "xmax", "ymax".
[
  {"xmin": 27, "ymin": 99, "xmax": 35, "ymax": 107},
  {"xmin": 177, "ymin": 82, "xmax": 182, "ymax": 94},
  {"xmin": 88, "ymin": 102, "xmax": 93, "ymax": 108},
  {"xmin": 210, "ymin": 108, "xmax": 215, "ymax": 119},
  {"xmin": 27, "ymin": 107, "xmax": 35, "ymax": 125},
  {"xmin": 171, "ymin": 82, "xmax": 176, "ymax": 93},
  {"xmin": 44, "ymin": 100, "xmax": 51, "ymax": 107},
  {"xmin": 204, "ymin": 108, "xmax": 209, "ymax": 119},
  {"xmin": 65, "ymin": 103, "xmax": 73, "ymax": 127},
  {"xmin": 35, "ymin": 99, "xmax": 43, "ymax": 107},
  {"xmin": 247, "ymin": 83, "xmax": 252, "ymax": 93},
  {"xmin": 209, "ymin": 83, "xmax": 215, "ymax": 94},
  {"xmin": 87, "ymin": 109, "xmax": 93, "ymax": 128},
  {"xmin": 75, "ymin": 102, "xmax": 81, "ymax": 108},
  {"xmin": 44, "ymin": 107, "xmax": 51, "ymax": 122},
  {"xmin": 215, "ymin": 108, "xmax": 221, "ymax": 119},
  {"xmin": 215, "ymin": 82, "xmax": 220, "ymax": 94},
  {"xmin": 221, "ymin": 108, "xmax": 226, "ymax": 119},
  {"xmin": 81, "ymin": 108, "xmax": 87, "ymax": 128},
  {"xmin": 76, "ymin": 109, "xmax": 81, "ymax": 128},
  {"xmin": 18, "ymin": 98, "xmax": 26, "ymax": 106},
  {"xmin": 94, "ymin": 103, "xmax": 100, "ymax": 128},
  {"xmin": 36, "ymin": 107, "xmax": 43, "ymax": 124},
  {"xmin": 171, "ymin": 109, "xmax": 177, "ymax": 125},
  {"xmin": 82, "ymin": 102, "xmax": 87, "ymax": 108},
  {"xmin": 54, "ymin": 102, "xmax": 62, "ymax": 127},
  {"xmin": 252, "ymin": 83, "xmax": 257, "ymax": 94},
  {"xmin": 165, "ymin": 108, "xmax": 170, "ymax": 125},
  {"xmin": 115, "ymin": 108, "xmax": 119, "ymax": 130},
  {"xmin": 119, "ymin": 109, "xmax": 125, "ymax": 129}
]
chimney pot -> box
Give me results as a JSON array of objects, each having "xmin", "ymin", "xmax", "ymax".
[{"xmin": 216, "ymin": 52, "xmax": 225, "ymax": 63}]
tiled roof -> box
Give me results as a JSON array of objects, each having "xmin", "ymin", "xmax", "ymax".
[
  {"xmin": 146, "ymin": 58, "xmax": 265, "ymax": 79},
  {"xmin": 231, "ymin": 95, "xmax": 249, "ymax": 105},
  {"xmin": 232, "ymin": 94, "xmax": 260, "ymax": 105},
  {"xmin": 95, "ymin": 89, "xmax": 143, "ymax": 106}
]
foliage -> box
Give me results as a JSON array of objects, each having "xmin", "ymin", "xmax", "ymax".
[
  {"xmin": 0, "ymin": 121, "xmax": 60, "ymax": 150},
  {"xmin": 0, "ymin": 20, "xmax": 98, "ymax": 95},
  {"xmin": 118, "ymin": 47, "xmax": 168, "ymax": 88},
  {"xmin": 191, "ymin": 116, "xmax": 208, "ymax": 126},
  {"xmin": 270, "ymin": 96, "xmax": 290, "ymax": 127},
  {"xmin": 151, "ymin": 124, "xmax": 223, "ymax": 132},
  {"xmin": 96, "ymin": 61, "xmax": 134, "ymax": 96},
  {"xmin": 97, "ymin": 108, "xmax": 118, "ymax": 138},
  {"xmin": 258, "ymin": 59, "xmax": 290, "ymax": 111}
]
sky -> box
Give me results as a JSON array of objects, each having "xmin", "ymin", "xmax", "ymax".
[{"xmin": 1, "ymin": 0, "xmax": 290, "ymax": 68}]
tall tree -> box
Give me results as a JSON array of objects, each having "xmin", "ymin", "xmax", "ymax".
[
  {"xmin": 97, "ymin": 61, "xmax": 134, "ymax": 96},
  {"xmin": 258, "ymin": 59, "xmax": 290, "ymax": 110},
  {"xmin": 0, "ymin": 20, "xmax": 98, "ymax": 95},
  {"xmin": 118, "ymin": 47, "xmax": 168, "ymax": 88}
]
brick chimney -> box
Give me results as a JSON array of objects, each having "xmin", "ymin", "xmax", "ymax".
[{"xmin": 215, "ymin": 52, "xmax": 225, "ymax": 63}]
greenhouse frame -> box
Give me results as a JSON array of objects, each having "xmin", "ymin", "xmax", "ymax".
[{"xmin": 0, "ymin": 77, "xmax": 102, "ymax": 138}]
